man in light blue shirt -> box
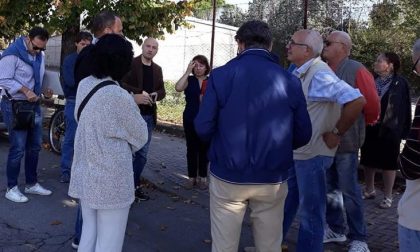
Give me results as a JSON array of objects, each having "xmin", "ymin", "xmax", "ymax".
[
  {"xmin": 282, "ymin": 29, "xmax": 366, "ymax": 252},
  {"xmin": 0, "ymin": 27, "xmax": 52, "ymax": 203}
]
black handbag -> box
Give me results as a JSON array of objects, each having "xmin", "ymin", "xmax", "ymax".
[{"xmin": 11, "ymin": 100, "xmax": 36, "ymax": 130}]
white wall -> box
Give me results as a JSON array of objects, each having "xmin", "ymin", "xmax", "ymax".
[{"xmin": 44, "ymin": 17, "xmax": 238, "ymax": 82}]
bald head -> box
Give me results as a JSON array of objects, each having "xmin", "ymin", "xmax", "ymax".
[
  {"xmin": 330, "ymin": 31, "xmax": 352, "ymax": 55},
  {"xmin": 141, "ymin": 37, "xmax": 159, "ymax": 62},
  {"xmin": 322, "ymin": 30, "xmax": 353, "ymax": 65}
]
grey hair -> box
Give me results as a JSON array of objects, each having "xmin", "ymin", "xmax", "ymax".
[
  {"xmin": 413, "ymin": 39, "xmax": 420, "ymax": 59},
  {"xmin": 302, "ymin": 29, "xmax": 323, "ymax": 57},
  {"xmin": 330, "ymin": 30, "xmax": 352, "ymax": 55}
]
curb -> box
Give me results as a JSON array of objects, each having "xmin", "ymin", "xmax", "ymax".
[{"xmin": 155, "ymin": 120, "xmax": 184, "ymax": 138}]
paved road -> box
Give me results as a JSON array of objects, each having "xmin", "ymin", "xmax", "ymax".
[{"xmin": 0, "ymin": 131, "xmax": 401, "ymax": 251}]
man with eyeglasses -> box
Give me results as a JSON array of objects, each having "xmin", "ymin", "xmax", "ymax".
[
  {"xmin": 321, "ymin": 31, "xmax": 380, "ymax": 252},
  {"xmin": 0, "ymin": 27, "xmax": 52, "ymax": 203},
  {"xmin": 398, "ymin": 38, "xmax": 420, "ymax": 252},
  {"xmin": 282, "ymin": 29, "xmax": 366, "ymax": 252}
]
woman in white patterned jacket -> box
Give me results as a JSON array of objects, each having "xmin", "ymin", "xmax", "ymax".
[{"xmin": 68, "ymin": 34, "xmax": 147, "ymax": 252}]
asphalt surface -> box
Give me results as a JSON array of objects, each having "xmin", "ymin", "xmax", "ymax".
[{"xmin": 0, "ymin": 130, "xmax": 401, "ymax": 252}]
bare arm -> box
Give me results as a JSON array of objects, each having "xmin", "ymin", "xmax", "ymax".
[{"xmin": 175, "ymin": 61, "xmax": 195, "ymax": 92}]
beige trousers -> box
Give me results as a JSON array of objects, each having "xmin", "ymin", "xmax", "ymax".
[{"xmin": 210, "ymin": 175, "xmax": 288, "ymax": 252}]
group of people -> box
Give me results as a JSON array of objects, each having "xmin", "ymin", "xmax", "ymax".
[{"xmin": 0, "ymin": 8, "xmax": 419, "ymax": 252}]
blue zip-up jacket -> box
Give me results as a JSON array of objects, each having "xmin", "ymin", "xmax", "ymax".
[
  {"xmin": 194, "ymin": 48, "xmax": 311, "ymax": 184},
  {"xmin": 61, "ymin": 52, "xmax": 78, "ymax": 99}
]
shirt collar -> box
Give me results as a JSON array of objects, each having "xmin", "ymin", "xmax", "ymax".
[{"xmin": 292, "ymin": 57, "xmax": 321, "ymax": 78}]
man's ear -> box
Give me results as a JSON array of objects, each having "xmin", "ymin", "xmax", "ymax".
[
  {"xmin": 268, "ymin": 41, "xmax": 273, "ymax": 52},
  {"xmin": 237, "ymin": 41, "xmax": 245, "ymax": 53}
]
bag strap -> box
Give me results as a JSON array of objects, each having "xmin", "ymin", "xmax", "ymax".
[{"xmin": 77, "ymin": 80, "xmax": 117, "ymax": 121}]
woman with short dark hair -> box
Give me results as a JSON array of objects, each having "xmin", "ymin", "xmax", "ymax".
[
  {"xmin": 361, "ymin": 52, "xmax": 412, "ymax": 208},
  {"xmin": 175, "ymin": 55, "xmax": 211, "ymax": 190},
  {"xmin": 68, "ymin": 34, "xmax": 148, "ymax": 252}
]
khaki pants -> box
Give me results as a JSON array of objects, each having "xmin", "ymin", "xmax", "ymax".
[{"xmin": 210, "ymin": 175, "xmax": 288, "ymax": 252}]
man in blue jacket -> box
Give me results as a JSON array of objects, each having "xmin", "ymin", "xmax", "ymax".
[
  {"xmin": 194, "ymin": 20, "xmax": 312, "ymax": 252},
  {"xmin": 60, "ymin": 31, "xmax": 93, "ymax": 183}
]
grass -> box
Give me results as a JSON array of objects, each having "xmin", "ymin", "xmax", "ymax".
[{"xmin": 157, "ymin": 81, "xmax": 185, "ymax": 125}]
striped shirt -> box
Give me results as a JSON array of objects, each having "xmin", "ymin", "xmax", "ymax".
[{"xmin": 399, "ymin": 98, "xmax": 420, "ymax": 173}]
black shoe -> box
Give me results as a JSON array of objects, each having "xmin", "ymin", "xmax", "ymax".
[
  {"xmin": 60, "ymin": 173, "xmax": 70, "ymax": 183},
  {"xmin": 135, "ymin": 187, "xmax": 150, "ymax": 201},
  {"xmin": 71, "ymin": 237, "xmax": 79, "ymax": 249}
]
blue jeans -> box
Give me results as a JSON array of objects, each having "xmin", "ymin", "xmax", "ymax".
[
  {"xmin": 1, "ymin": 99, "xmax": 42, "ymax": 188},
  {"xmin": 399, "ymin": 224, "xmax": 420, "ymax": 252},
  {"xmin": 326, "ymin": 152, "xmax": 367, "ymax": 241},
  {"xmin": 133, "ymin": 114, "xmax": 155, "ymax": 187},
  {"xmin": 283, "ymin": 156, "xmax": 333, "ymax": 252},
  {"xmin": 60, "ymin": 99, "xmax": 77, "ymax": 175}
]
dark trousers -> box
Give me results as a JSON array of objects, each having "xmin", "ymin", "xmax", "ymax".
[{"xmin": 184, "ymin": 121, "xmax": 209, "ymax": 178}]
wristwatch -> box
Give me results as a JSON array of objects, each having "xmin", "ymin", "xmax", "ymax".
[{"xmin": 332, "ymin": 127, "xmax": 342, "ymax": 136}]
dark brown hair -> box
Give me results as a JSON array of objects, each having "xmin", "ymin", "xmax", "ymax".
[
  {"xmin": 382, "ymin": 52, "xmax": 401, "ymax": 74},
  {"xmin": 192, "ymin": 55, "xmax": 210, "ymax": 76}
]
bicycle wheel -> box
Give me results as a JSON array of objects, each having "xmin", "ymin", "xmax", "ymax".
[{"xmin": 48, "ymin": 108, "xmax": 65, "ymax": 154}]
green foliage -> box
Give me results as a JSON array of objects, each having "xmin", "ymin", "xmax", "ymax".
[
  {"xmin": 157, "ymin": 81, "xmax": 185, "ymax": 124},
  {"xmin": 0, "ymin": 0, "xmax": 193, "ymax": 63},
  {"xmin": 190, "ymin": 0, "xmax": 226, "ymax": 20},
  {"xmin": 351, "ymin": 0, "xmax": 420, "ymax": 91},
  {"xmin": 218, "ymin": 4, "xmax": 247, "ymax": 27}
]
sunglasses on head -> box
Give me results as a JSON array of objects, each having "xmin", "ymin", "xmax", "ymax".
[{"xmin": 30, "ymin": 40, "xmax": 46, "ymax": 51}]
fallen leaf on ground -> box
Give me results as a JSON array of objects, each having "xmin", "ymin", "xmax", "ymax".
[{"xmin": 50, "ymin": 220, "xmax": 62, "ymax": 225}]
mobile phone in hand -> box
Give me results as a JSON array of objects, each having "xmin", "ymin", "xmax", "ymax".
[{"xmin": 150, "ymin": 93, "xmax": 157, "ymax": 103}]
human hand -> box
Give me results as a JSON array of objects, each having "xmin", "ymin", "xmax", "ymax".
[
  {"xmin": 133, "ymin": 91, "xmax": 153, "ymax": 105},
  {"xmin": 186, "ymin": 60, "xmax": 196, "ymax": 74},
  {"xmin": 322, "ymin": 132, "xmax": 340, "ymax": 149},
  {"xmin": 43, "ymin": 89, "xmax": 53, "ymax": 99},
  {"xmin": 25, "ymin": 89, "xmax": 39, "ymax": 102}
]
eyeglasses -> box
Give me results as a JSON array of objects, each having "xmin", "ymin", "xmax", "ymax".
[
  {"xmin": 288, "ymin": 39, "xmax": 308, "ymax": 47},
  {"xmin": 324, "ymin": 40, "xmax": 345, "ymax": 47},
  {"xmin": 412, "ymin": 57, "xmax": 420, "ymax": 76},
  {"xmin": 30, "ymin": 40, "xmax": 46, "ymax": 51}
]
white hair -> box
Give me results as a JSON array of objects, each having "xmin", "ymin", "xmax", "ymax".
[
  {"xmin": 413, "ymin": 39, "xmax": 420, "ymax": 59},
  {"xmin": 331, "ymin": 30, "xmax": 352, "ymax": 55},
  {"xmin": 302, "ymin": 29, "xmax": 323, "ymax": 57}
]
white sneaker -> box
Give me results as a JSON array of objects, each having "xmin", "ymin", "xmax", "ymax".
[
  {"xmin": 349, "ymin": 240, "xmax": 370, "ymax": 252},
  {"xmin": 323, "ymin": 226, "xmax": 347, "ymax": 243},
  {"xmin": 24, "ymin": 183, "xmax": 52, "ymax": 196},
  {"xmin": 5, "ymin": 186, "xmax": 29, "ymax": 203}
]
